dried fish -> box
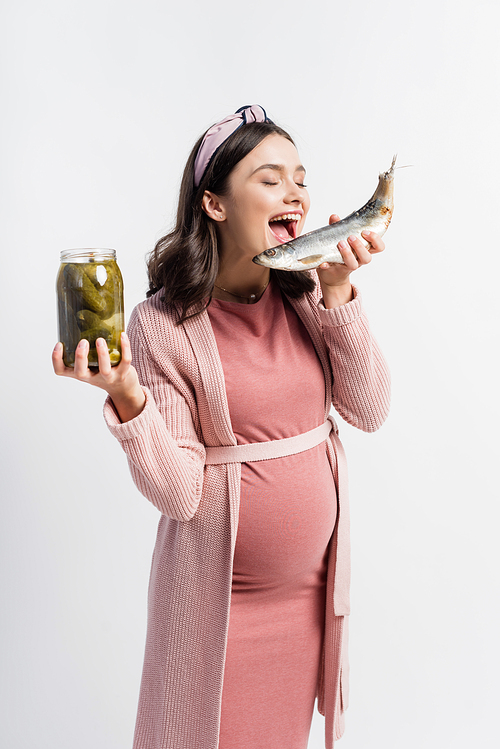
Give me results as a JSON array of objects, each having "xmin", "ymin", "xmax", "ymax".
[{"xmin": 253, "ymin": 156, "xmax": 396, "ymax": 271}]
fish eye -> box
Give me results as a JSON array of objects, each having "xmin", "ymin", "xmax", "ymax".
[{"xmin": 264, "ymin": 249, "xmax": 277, "ymax": 257}]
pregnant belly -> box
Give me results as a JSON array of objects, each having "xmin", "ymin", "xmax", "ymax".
[{"xmin": 232, "ymin": 443, "xmax": 337, "ymax": 593}]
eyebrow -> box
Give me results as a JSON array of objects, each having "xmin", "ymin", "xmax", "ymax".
[{"xmin": 251, "ymin": 163, "xmax": 306, "ymax": 176}]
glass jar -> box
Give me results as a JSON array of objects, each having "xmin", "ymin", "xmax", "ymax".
[{"xmin": 56, "ymin": 249, "xmax": 124, "ymax": 368}]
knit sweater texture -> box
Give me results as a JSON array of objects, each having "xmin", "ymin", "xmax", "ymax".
[{"xmin": 103, "ymin": 283, "xmax": 390, "ymax": 749}]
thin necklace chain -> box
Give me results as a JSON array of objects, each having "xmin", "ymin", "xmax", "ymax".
[{"xmin": 213, "ymin": 278, "xmax": 270, "ymax": 303}]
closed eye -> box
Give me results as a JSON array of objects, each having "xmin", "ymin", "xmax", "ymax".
[{"xmin": 262, "ymin": 181, "xmax": 307, "ymax": 187}]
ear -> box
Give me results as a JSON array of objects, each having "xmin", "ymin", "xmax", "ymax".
[{"xmin": 202, "ymin": 191, "xmax": 226, "ymax": 222}]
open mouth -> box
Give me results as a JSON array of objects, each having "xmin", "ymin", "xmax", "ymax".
[{"xmin": 268, "ymin": 213, "xmax": 301, "ymax": 244}]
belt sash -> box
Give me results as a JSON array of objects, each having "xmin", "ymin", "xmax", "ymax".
[{"xmin": 204, "ymin": 418, "xmax": 334, "ymax": 464}]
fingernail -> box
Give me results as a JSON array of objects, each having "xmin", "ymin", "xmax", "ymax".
[
  {"xmin": 96, "ymin": 337, "xmax": 105, "ymax": 347},
  {"xmin": 361, "ymin": 230, "xmax": 371, "ymax": 238},
  {"xmin": 348, "ymin": 235, "xmax": 357, "ymax": 243},
  {"xmin": 53, "ymin": 342, "xmax": 62, "ymax": 352},
  {"xmin": 338, "ymin": 240, "xmax": 347, "ymax": 250}
]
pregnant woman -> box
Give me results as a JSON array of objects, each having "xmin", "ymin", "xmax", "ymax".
[{"xmin": 53, "ymin": 105, "xmax": 390, "ymax": 749}]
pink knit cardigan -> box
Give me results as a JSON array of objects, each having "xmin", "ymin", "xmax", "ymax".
[{"xmin": 104, "ymin": 283, "xmax": 390, "ymax": 749}]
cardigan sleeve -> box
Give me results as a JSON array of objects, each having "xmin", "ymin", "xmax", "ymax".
[
  {"xmin": 103, "ymin": 308, "xmax": 206, "ymax": 521},
  {"xmin": 318, "ymin": 287, "xmax": 391, "ymax": 432}
]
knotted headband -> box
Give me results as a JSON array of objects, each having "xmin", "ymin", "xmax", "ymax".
[{"xmin": 193, "ymin": 104, "xmax": 272, "ymax": 188}]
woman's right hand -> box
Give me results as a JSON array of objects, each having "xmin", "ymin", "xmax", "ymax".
[{"xmin": 52, "ymin": 332, "xmax": 146, "ymax": 423}]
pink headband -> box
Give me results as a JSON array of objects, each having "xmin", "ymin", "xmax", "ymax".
[{"xmin": 193, "ymin": 105, "xmax": 271, "ymax": 187}]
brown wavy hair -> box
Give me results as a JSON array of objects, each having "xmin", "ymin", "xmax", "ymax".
[{"xmin": 147, "ymin": 120, "xmax": 315, "ymax": 322}]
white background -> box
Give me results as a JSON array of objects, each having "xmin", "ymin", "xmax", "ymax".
[{"xmin": 1, "ymin": 1, "xmax": 499, "ymax": 747}]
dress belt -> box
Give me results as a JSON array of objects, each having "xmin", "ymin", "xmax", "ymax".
[{"xmin": 204, "ymin": 418, "xmax": 335, "ymax": 465}]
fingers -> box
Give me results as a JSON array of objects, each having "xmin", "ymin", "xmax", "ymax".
[
  {"xmin": 362, "ymin": 230, "xmax": 385, "ymax": 254},
  {"xmin": 53, "ymin": 339, "xmax": 97, "ymax": 382},
  {"xmin": 337, "ymin": 231, "xmax": 385, "ymax": 269},
  {"xmin": 52, "ymin": 332, "xmax": 136, "ymax": 405},
  {"xmin": 52, "ymin": 342, "xmax": 70, "ymax": 376},
  {"xmin": 328, "ymin": 213, "xmax": 341, "ymax": 225},
  {"xmin": 96, "ymin": 332, "xmax": 131, "ymax": 379},
  {"xmin": 52, "ymin": 340, "xmax": 91, "ymax": 378},
  {"xmin": 337, "ymin": 236, "xmax": 368, "ymax": 270},
  {"xmin": 53, "ymin": 333, "xmax": 130, "ymax": 379},
  {"xmin": 52, "ymin": 337, "xmax": 100, "ymax": 382},
  {"xmin": 120, "ymin": 332, "xmax": 133, "ymax": 367},
  {"xmin": 95, "ymin": 337, "xmax": 112, "ymax": 376},
  {"xmin": 72, "ymin": 338, "xmax": 88, "ymax": 378}
]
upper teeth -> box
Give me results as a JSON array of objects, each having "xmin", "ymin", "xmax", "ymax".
[{"xmin": 269, "ymin": 213, "xmax": 301, "ymax": 222}]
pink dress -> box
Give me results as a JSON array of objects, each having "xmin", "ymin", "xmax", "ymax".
[{"xmin": 207, "ymin": 282, "xmax": 338, "ymax": 749}]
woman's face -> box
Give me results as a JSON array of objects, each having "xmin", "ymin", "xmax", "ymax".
[{"xmin": 210, "ymin": 134, "xmax": 310, "ymax": 261}]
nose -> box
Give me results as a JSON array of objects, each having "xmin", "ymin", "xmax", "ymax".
[{"xmin": 284, "ymin": 178, "xmax": 305, "ymax": 205}]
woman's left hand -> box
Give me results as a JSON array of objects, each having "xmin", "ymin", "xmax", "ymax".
[{"xmin": 316, "ymin": 214, "xmax": 385, "ymax": 308}]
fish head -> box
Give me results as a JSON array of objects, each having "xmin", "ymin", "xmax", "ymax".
[
  {"xmin": 252, "ymin": 242, "xmax": 304, "ymax": 271},
  {"xmin": 253, "ymin": 232, "xmax": 332, "ymax": 271}
]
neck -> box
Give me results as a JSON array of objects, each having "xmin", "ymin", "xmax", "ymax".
[{"xmin": 213, "ymin": 254, "xmax": 271, "ymax": 303}]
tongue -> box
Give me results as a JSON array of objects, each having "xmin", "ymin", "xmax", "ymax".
[{"xmin": 270, "ymin": 221, "xmax": 292, "ymax": 242}]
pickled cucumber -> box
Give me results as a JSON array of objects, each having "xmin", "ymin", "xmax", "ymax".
[
  {"xmin": 83, "ymin": 263, "xmax": 108, "ymax": 287},
  {"xmin": 76, "ymin": 309, "xmax": 109, "ymax": 330},
  {"xmin": 83, "ymin": 263, "xmax": 116, "ymax": 317},
  {"xmin": 63, "ymin": 264, "xmax": 103, "ymax": 314}
]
